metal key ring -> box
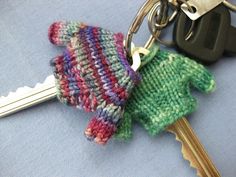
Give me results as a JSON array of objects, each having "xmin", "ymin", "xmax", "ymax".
[
  {"xmin": 147, "ymin": 1, "xmax": 167, "ymax": 39},
  {"xmin": 148, "ymin": 0, "xmax": 178, "ymax": 47},
  {"xmin": 223, "ymin": 0, "xmax": 236, "ymax": 11},
  {"xmin": 147, "ymin": 0, "xmax": 196, "ymax": 47},
  {"xmin": 154, "ymin": 0, "xmax": 169, "ymax": 30},
  {"xmin": 151, "ymin": 1, "xmax": 178, "ymax": 31},
  {"xmin": 125, "ymin": 0, "xmax": 161, "ymax": 57},
  {"xmin": 177, "ymin": 0, "xmax": 196, "ymax": 40}
]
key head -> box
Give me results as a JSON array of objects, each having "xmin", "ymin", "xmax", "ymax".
[
  {"xmin": 174, "ymin": 5, "xmax": 231, "ymax": 64},
  {"xmin": 181, "ymin": 0, "xmax": 224, "ymax": 20}
]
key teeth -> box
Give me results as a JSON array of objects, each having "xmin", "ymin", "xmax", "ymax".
[
  {"xmin": 174, "ymin": 134, "xmax": 202, "ymax": 177},
  {"xmin": 0, "ymin": 75, "xmax": 55, "ymax": 102}
]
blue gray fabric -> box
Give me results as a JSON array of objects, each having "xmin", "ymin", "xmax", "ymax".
[{"xmin": 0, "ymin": 0, "xmax": 236, "ymax": 177}]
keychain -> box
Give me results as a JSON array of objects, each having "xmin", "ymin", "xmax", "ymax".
[{"xmin": 1, "ymin": 0, "xmax": 236, "ymax": 176}]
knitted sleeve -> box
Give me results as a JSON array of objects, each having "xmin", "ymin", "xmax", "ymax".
[
  {"xmin": 85, "ymin": 104, "xmax": 125, "ymax": 144},
  {"xmin": 48, "ymin": 21, "xmax": 82, "ymax": 46},
  {"xmin": 183, "ymin": 57, "xmax": 216, "ymax": 93}
]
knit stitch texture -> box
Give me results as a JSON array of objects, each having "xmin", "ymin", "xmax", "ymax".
[
  {"xmin": 49, "ymin": 21, "xmax": 140, "ymax": 144},
  {"xmin": 115, "ymin": 46, "xmax": 216, "ymax": 140}
]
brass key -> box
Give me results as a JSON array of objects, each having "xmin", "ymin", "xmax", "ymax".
[
  {"xmin": 167, "ymin": 118, "xmax": 220, "ymax": 177},
  {"xmin": 125, "ymin": 0, "xmax": 221, "ymax": 176}
]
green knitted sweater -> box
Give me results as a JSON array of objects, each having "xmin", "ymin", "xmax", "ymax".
[{"xmin": 115, "ymin": 47, "xmax": 215, "ymax": 139}]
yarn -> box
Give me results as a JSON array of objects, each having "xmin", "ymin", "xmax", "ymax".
[
  {"xmin": 115, "ymin": 45, "xmax": 216, "ymax": 139},
  {"xmin": 49, "ymin": 21, "xmax": 140, "ymax": 144}
]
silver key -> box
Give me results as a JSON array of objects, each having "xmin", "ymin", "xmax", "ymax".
[
  {"xmin": 0, "ymin": 75, "xmax": 57, "ymax": 117},
  {"xmin": 0, "ymin": 46, "xmax": 142, "ymax": 118},
  {"xmin": 181, "ymin": 0, "xmax": 224, "ymax": 20}
]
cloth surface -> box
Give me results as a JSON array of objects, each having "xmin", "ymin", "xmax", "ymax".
[{"xmin": 0, "ymin": 0, "xmax": 236, "ymax": 177}]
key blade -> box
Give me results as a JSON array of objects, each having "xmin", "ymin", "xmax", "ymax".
[
  {"xmin": 0, "ymin": 75, "xmax": 57, "ymax": 118},
  {"xmin": 167, "ymin": 118, "xmax": 221, "ymax": 177}
]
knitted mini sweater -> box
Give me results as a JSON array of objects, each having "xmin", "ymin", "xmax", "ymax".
[
  {"xmin": 115, "ymin": 46, "xmax": 216, "ymax": 139},
  {"xmin": 48, "ymin": 21, "xmax": 140, "ymax": 144}
]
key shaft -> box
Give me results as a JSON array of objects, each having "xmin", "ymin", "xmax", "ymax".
[
  {"xmin": 0, "ymin": 75, "xmax": 57, "ymax": 117},
  {"xmin": 167, "ymin": 118, "xmax": 220, "ymax": 177}
]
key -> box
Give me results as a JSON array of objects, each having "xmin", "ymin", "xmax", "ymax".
[
  {"xmin": 0, "ymin": 49, "xmax": 141, "ymax": 118},
  {"xmin": 0, "ymin": 20, "xmax": 146, "ymax": 145},
  {"xmin": 0, "ymin": 75, "xmax": 56, "ymax": 117},
  {"xmin": 122, "ymin": 1, "xmax": 221, "ymax": 176},
  {"xmin": 0, "ymin": 39, "xmax": 141, "ymax": 118},
  {"xmin": 116, "ymin": 46, "xmax": 221, "ymax": 177},
  {"xmin": 174, "ymin": 4, "xmax": 236, "ymax": 64},
  {"xmin": 167, "ymin": 118, "xmax": 221, "ymax": 177},
  {"xmin": 181, "ymin": 0, "xmax": 224, "ymax": 20},
  {"xmin": 0, "ymin": 15, "xmax": 146, "ymax": 147},
  {"xmin": 0, "ymin": 44, "xmax": 142, "ymax": 118}
]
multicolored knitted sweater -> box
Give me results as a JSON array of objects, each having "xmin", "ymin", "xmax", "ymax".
[
  {"xmin": 48, "ymin": 21, "xmax": 140, "ymax": 144},
  {"xmin": 115, "ymin": 46, "xmax": 216, "ymax": 139}
]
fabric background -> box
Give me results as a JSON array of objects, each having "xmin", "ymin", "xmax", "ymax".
[{"xmin": 0, "ymin": 0, "xmax": 235, "ymax": 177}]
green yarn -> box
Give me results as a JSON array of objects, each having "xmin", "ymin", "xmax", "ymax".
[{"xmin": 115, "ymin": 46, "xmax": 216, "ymax": 140}]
